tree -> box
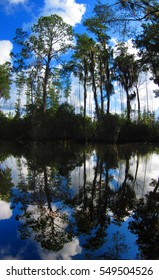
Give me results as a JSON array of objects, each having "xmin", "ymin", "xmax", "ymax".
[
  {"xmin": 30, "ymin": 15, "xmax": 73, "ymax": 113},
  {"xmin": 84, "ymin": 14, "xmax": 114, "ymax": 115},
  {"xmin": 94, "ymin": 0, "xmax": 159, "ymax": 36},
  {"xmin": 114, "ymin": 42, "xmax": 139, "ymax": 120},
  {"xmin": 70, "ymin": 33, "xmax": 91, "ymax": 119},
  {"xmin": 70, "ymin": 33, "xmax": 100, "ymax": 121},
  {"xmin": 118, "ymin": 0, "xmax": 159, "ymax": 21},
  {"xmin": 88, "ymin": 40, "xmax": 100, "ymax": 121},
  {"xmin": 0, "ymin": 62, "xmax": 12, "ymax": 102},
  {"xmin": 135, "ymin": 21, "xmax": 159, "ymax": 87},
  {"xmin": 12, "ymin": 14, "xmax": 73, "ymax": 114}
]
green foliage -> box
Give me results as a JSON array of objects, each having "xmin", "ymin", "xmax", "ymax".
[
  {"xmin": 12, "ymin": 14, "xmax": 73, "ymax": 114},
  {"xmin": 0, "ymin": 111, "xmax": 31, "ymax": 141},
  {"xmin": 0, "ymin": 166, "xmax": 13, "ymax": 201},
  {"xmin": 95, "ymin": 114, "xmax": 120, "ymax": 143},
  {"xmin": 135, "ymin": 20, "xmax": 159, "ymax": 86},
  {"xmin": 113, "ymin": 42, "xmax": 139, "ymax": 120},
  {"xmin": 0, "ymin": 111, "xmax": 9, "ymax": 137},
  {"xmin": 1, "ymin": 108, "xmax": 159, "ymax": 144},
  {"xmin": 118, "ymin": 118, "xmax": 159, "ymax": 143},
  {"xmin": 19, "ymin": 102, "xmax": 94, "ymax": 142},
  {"xmin": 0, "ymin": 62, "xmax": 12, "ymax": 101}
]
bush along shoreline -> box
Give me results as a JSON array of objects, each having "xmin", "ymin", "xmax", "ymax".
[{"xmin": 0, "ymin": 107, "xmax": 159, "ymax": 144}]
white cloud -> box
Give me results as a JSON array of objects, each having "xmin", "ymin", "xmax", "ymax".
[
  {"xmin": 0, "ymin": 0, "xmax": 29, "ymax": 16},
  {"xmin": 112, "ymin": 38, "xmax": 138, "ymax": 59},
  {"xmin": 41, "ymin": 0, "xmax": 86, "ymax": 26},
  {"xmin": 0, "ymin": 200, "xmax": 12, "ymax": 220},
  {"xmin": 0, "ymin": 40, "xmax": 13, "ymax": 64},
  {"xmin": 125, "ymin": 39, "xmax": 138, "ymax": 56}
]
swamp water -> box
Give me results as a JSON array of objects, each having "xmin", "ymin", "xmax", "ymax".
[{"xmin": 0, "ymin": 142, "xmax": 159, "ymax": 260}]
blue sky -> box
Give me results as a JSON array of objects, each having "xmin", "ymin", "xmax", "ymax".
[
  {"xmin": 0, "ymin": 0, "xmax": 96, "ymax": 113},
  {"xmin": 0, "ymin": 0, "xmax": 94, "ymax": 42},
  {"xmin": 0, "ymin": 0, "xmax": 97, "ymax": 61},
  {"xmin": 0, "ymin": 0, "xmax": 159, "ymax": 117}
]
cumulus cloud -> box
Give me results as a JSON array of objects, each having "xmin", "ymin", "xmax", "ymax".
[
  {"xmin": 0, "ymin": 200, "xmax": 12, "ymax": 220},
  {"xmin": 111, "ymin": 38, "xmax": 138, "ymax": 58},
  {"xmin": 41, "ymin": 0, "xmax": 86, "ymax": 26},
  {"xmin": 0, "ymin": 40, "xmax": 13, "ymax": 64}
]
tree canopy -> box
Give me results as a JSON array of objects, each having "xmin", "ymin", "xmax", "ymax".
[{"xmin": 0, "ymin": 62, "xmax": 12, "ymax": 101}]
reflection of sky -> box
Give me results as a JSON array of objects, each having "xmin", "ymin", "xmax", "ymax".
[
  {"xmin": 0, "ymin": 198, "xmax": 81, "ymax": 260},
  {"xmin": 70, "ymin": 151, "xmax": 159, "ymax": 198},
  {"xmin": 38, "ymin": 238, "xmax": 82, "ymax": 260},
  {"xmin": 70, "ymin": 151, "xmax": 97, "ymax": 194},
  {"xmin": 0, "ymin": 146, "xmax": 159, "ymax": 260},
  {"xmin": 106, "ymin": 217, "xmax": 140, "ymax": 260},
  {"xmin": 3, "ymin": 156, "xmax": 28, "ymax": 186},
  {"xmin": 0, "ymin": 202, "xmax": 39, "ymax": 260},
  {"xmin": 3, "ymin": 149, "xmax": 159, "ymax": 199},
  {"xmin": 126, "ymin": 154, "xmax": 159, "ymax": 198}
]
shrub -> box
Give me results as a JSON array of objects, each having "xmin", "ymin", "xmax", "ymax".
[{"xmin": 95, "ymin": 114, "xmax": 120, "ymax": 143}]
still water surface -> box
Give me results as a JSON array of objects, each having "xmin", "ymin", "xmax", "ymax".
[{"xmin": 0, "ymin": 142, "xmax": 159, "ymax": 260}]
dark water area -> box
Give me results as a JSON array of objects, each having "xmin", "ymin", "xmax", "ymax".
[{"xmin": 0, "ymin": 141, "xmax": 159, "ymax": 260}]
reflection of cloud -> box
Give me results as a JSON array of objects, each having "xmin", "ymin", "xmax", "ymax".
[
  {"xmin": 23, "ymin": 205, "xmax": 81, "ymax": 260},
  {"xmin": 0, "ymin": 244, "xmax": 31, "ymax": 260},
  {"xmin": 70, "ymin": 152, "xmax": 96, "ymax": 194},
  {"xmin": 130, "ymin": 154, "xmax": 159, "ymax": 197},
  {"xmin": 0, "ymin": 201, "xmax": 12, "ymax": 220},
  {"xmin": 38, "ymin": 237, "xmax": 82, "ymax": 260},
  {"xmin": 112, "ymin": 153, "xmax": 159, "ymax": 199},
  {"xmin": 26, "ymin": 203, "xmax": 68, "ymax": 230},
  {"xmin": 4, "ymin": 156, "xmax": 28, "ymax": 186},
  {"xmin": 0, "ymin": 245, "xmax": 17, "ymax": 260}
]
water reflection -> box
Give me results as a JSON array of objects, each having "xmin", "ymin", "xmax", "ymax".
[
  {"xmin": 129, "ymin": 178, "xmax": 159, "ymax": 259},
  {"xmin": 0, "ymin": 142, "xmax": 159, "ymax": 259}
]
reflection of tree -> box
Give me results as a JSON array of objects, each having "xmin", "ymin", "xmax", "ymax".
[
  {"xmin": 13, "ymin": 161, "xmax": 73, "ymax": 251},
  {"xmin": 129, "ymin": 179, "xmax": 159, "ymax": 259},
  {"xmin": 100, "ymin": 231, "xmax": 129, "ymax": 260},
  {"xmin": 111, "ymin": 156, "xmax": 137, "ymax": 222},
  {"xmin": 2, "ymin": 141, "xmax": 158, "ymax": 259},
  {"xmin": 11, "ymin": 143, "xmax": 91, "ymax": 253},
  {"xmin": 73, "ymin": 147, "xmax": 118, "ymax": 252},
  {"xmin": 0, "ymin": 165, "xmax": 13, "ymax": 201},
  {"xmin": 19, "ymin": 205, "xmax": 71, "ymax": 251}
]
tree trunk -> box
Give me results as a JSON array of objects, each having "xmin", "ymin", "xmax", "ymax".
[
  {"xmin": 126, "ymin": 88, "xmax": 131, "ymax": 121},
  {"xmin": 136, "ymin": 87, "xmax": 141, "ymax": 122},
  {"xmin": 83, "ymin": 58, "xmax": 87, "ymax": 119},
  {"xmin": 42, "ymin": 54, "xmax": 51, "ymax": 113},
  {"xmin": 105, "ymin": 60, "xmax": 111, "ymax": 114},
  {"xmin": 90, "ymin": 51, "xmax": 100, "ymax": 121}
]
